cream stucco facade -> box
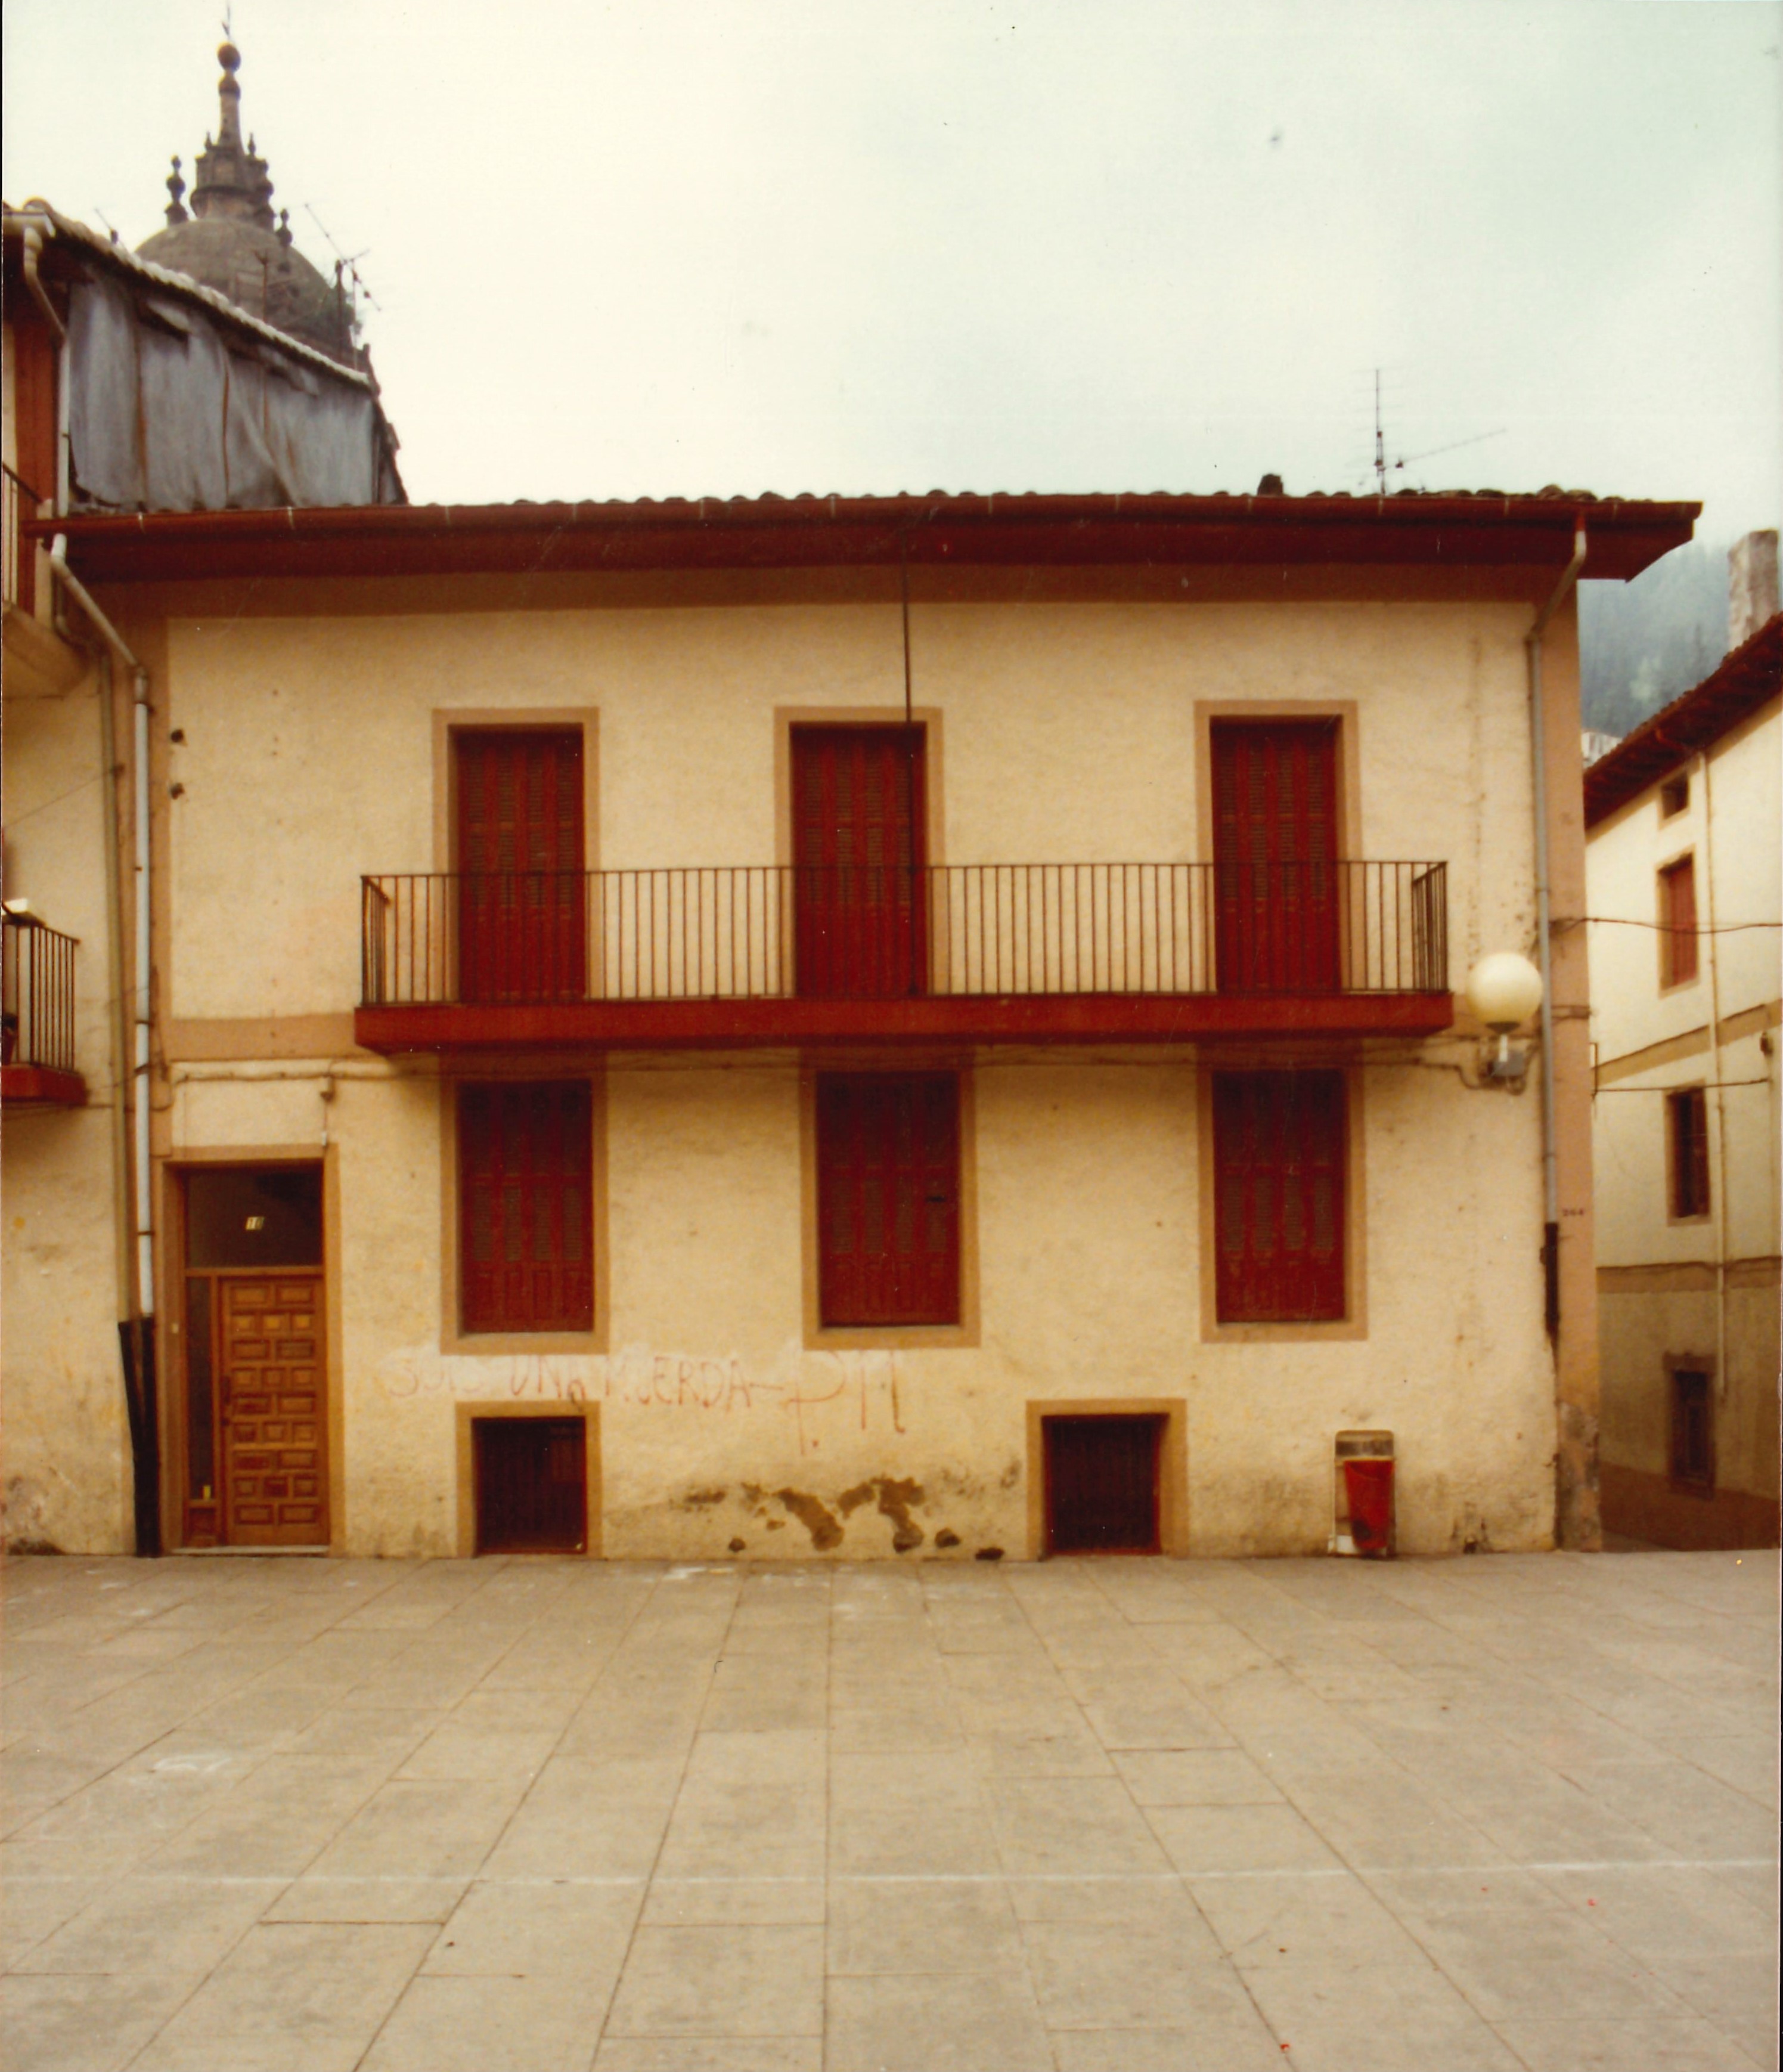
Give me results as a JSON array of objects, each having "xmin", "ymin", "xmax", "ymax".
[
  {"xmin": 5, "ymin": 524, "xmax": 1633, "ymax": 1562},
  {"xmin": 1587, "ymin": 630, "xmax": 1781, "ymax": 1549},
  {"xmin": 1, "ymin": 642, "xmax": 133, "ymax": 1552}
]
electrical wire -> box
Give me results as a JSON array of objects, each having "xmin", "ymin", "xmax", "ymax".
[
  {"xmin": 1593, "ymin": 1079, "xmax": 1772, "ymax": 1093},
  {"xmin": 1571, "ymin": 916, "xmax": 1781, "ymax": 933}
]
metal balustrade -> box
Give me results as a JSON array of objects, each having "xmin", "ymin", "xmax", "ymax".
[
  {"xmin": 2, "ymin": 462, "xmax": 44, "ymax": 615},
  {"xmin": 361, "ymin": 862, "xmax": 1447, "ymax": 1008},
  {"xmin": 2, "ymin": 914, "xmax": 79, "ymax": 1071}
]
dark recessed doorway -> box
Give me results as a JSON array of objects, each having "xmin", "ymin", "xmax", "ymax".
[
  {"xmin": 1044, "ymin": 1414, "xmax": 1165, "ymax": 1554},
  {"xmin": 472, "ymin": 1417, "xmax": 588, "ymax": 1554},
  {"xmin": 179, "ymin": 1164, "xmax": 327, "ymax": 1550}
]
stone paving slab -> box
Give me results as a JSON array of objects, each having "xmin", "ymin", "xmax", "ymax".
[{"xmin": 1, "ymin": 1549, "xmax": 1776, "ymax": 2071}]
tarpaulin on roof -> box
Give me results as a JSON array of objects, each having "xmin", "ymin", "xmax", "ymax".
[{"xmin": 66, "ymin": 271, "xmax": 398, "ymax": 513}]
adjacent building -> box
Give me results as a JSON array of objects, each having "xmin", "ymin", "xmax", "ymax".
[
  {"xmin": 4, "ymin": 485, "xmax": 1698, "ymax": 1559},
  {"xmin": 1587, "ymin": 543, "xmax": 1781, "ymax": 1550},
  {"xmin": 2, "ymin": 41, "xmax": 401, "ymax": 1551}
]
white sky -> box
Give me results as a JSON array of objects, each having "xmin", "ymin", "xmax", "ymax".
[{"xmin": 5, "ymin": 0, "xmax": 1779, "ymax": 543}]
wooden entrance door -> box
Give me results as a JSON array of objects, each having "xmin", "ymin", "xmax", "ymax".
[
  {"xmin": 1212, "ymin": 720, "xmax": 1341, "ymax": 992},
  {"xmin": 219, "ymin": 1274, "xmax": 328, "ymax": 1547},
  {"xmin": 457, "ymin": 730, "xmax": 586, "ymax": 1002},
  {"xmin": 792, "ymin": 726, "xmax": 926, "ymax": 997},
  {"xmin": 1044, "ymin": 1415, "xmax": 1164, "ymax": 1554}
]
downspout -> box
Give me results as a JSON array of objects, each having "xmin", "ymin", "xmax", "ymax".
[
  {"xmin": 1699, "ymin": 747, "xmax": 1731, "ymax": 1410},
  {"xmin": 51, "ymin": 626, "xmax": 134, "ymax": 1341},
  {"xmin": 900, "ymin": 541, "xmax": 919, "ymax": 996},
  {"xmin": 1525, "ymin": 521, "xmax": 1587, "ymax": 1340},
  {"xmin": 46, "ymin": 536, "xmax": 162, "ymax": 1556}
]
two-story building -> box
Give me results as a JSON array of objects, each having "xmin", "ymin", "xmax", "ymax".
[
  {"xmin": 1586, "ymin": 552, "xmax": 1781, "ymax": 1551},
  {"xmin": 4, "ymin": 487, "xmax": 1695, "ymax": 1560}
]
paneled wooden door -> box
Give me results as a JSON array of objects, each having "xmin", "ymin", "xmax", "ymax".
[
  {"xmin": 219, "ymin": 1274, "xmax": 328, "ymax": 1547},
  {"xmin": 1211, "ymin": 720, "xmax": 1341, "ymax": 992},
  {"xmin": 456, "ymin": 730, "xmax": 587, "ymax": 1003},
  {"xmin": 792, "ymin": 726, "xmax": 926, "ymax": 998}
]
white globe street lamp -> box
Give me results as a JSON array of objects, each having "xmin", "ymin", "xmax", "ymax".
[{"xmin": 1464, "ymin": 952, "xmax": 1543, "ymax": 1081}]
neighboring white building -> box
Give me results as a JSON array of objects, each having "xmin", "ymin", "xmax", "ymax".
[{"xmin": 1586, "ymin": 547, "xmax": 1781, "ymax": 1550}]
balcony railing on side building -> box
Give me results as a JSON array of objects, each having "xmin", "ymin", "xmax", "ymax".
[
  {"xmin": 361, "ymin": 861, "xmax": 1447, "ymax": 1009},
  {"xmin": 2, "ymin": 462, "xmax": 45, "ymax": 615},
  {"xmin": 2, "ymin": 914, "xmax": 79, "ymax": 1072}
]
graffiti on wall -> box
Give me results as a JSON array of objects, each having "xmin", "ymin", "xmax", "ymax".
[{"xmin": 376, "ymin": 1340, "xmax": 906, "ymax": 1455}]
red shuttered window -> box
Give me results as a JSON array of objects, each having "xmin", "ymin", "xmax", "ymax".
[
  {"xmin": 1213, "ymin": 1071, "xmax": 1346, "ymax": 1323},
  {"xmin": 1667, "ymin": 1087, "xmax": 1710, "ymax": 1220},
  {"xmin": 455, "ymin": 730, "xmax": 586, "ymax": 1003},
  {"xmin": 792, "ymin": 726, "xmax": 926, "ymax": 998},
  {"xmin": 459, "ymin": 1082, "xmax": 594, "ymax": 1333},
  {"xmin": 1211, "ymin": 720, "xmax": 1341, "ymax": 993},
  {"xmin": 1659, "ymin": 856, "xmax": 1698, "ymax": 987},
  {"xmin": 817, "ymin": 1073, "xmax": 960, "ymax": 1326},
  {"xmin": 1668, "ymin": 1368, "xmax": 1713, "ymax": 1489}
]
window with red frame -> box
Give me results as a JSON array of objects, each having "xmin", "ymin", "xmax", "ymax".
[
  {"xmin": 1667, "ymin": 1087, "xmax": 1710, "ymax": 1221},
  {"xmin": 1668, "ymin": 1368, "xmax": 1713, "ymax": 1489},
  {"xmin": 1213, "ymin": 1071, "xmax": 1346, "ymax": 1323},
  {"xmin": 459, "ymin": 1082, "xmax": 593, "ymax": 1333},
  {"xmin": 455, "ymin": 730, "xmax": 586, "ymax": 1004},
  {"xmin": 817, "ymin": 1073, "xmax": 959, "ymax": 1326},
  {"xmin": 1659, "ymin": 856, "xmax": 1698, "ymax": 986}
]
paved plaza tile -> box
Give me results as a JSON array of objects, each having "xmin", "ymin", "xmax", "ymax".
[{"xmin": 0, "ymin": 1549, "xmax": 1776, "ymax": 2070}]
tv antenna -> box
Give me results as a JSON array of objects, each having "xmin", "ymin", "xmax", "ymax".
[
  {"xmin": 303, "ymin": 202, "xmax": 382, "ymax": 314},
  {"xmin": 1369, "ymin": 367, "xmax": 1503, "ymax": 493}
]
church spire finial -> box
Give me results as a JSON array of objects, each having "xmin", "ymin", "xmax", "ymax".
[
  {"xmin": 216, "ymin": 39, "xmax": 243, "ymax": 149},
  {"xmin": 184, "ymin": 35, "xmax": 275, "ymax": 230},
  {"xmin": 165, "ymin": 156, "xmax": 189, "ymax": 227}
]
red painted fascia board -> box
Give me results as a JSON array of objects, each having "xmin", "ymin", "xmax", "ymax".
[
  {"xmin": 354, "ymin": 992, "xmax": 1455, "ymax": 1054},
  {"xmin": 36, "ymin": 495, "xmax": 1697, "ymax": 586}
]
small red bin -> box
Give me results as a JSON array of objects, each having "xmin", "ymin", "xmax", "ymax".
[{"xmin": 1343, "ymin": 1457, "xmax": 1394, "ymax": 1556}]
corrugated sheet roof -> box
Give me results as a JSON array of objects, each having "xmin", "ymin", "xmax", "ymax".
[{"xmin": 3, "ymin": 201, "xmax": 374, "ymax": 392}]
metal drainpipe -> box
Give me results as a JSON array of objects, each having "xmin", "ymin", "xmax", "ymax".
[
  {"xmin": 49, "ymin": 621, "xmax": 134, "ymax": 1343},
  {"xmin": 46, "ymin": 536, "xmax": 162, "ymax": 1555},
  {"xmin": 1525, "ymin": 521, "xmax": 1587, "ymax": 1339},
  {"xmin": 1699, "ymin": 747, "xmax": 1731, "ymax": 1407}
]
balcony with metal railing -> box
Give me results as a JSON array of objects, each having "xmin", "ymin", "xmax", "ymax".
[
  {"xmin": 2, "ymin": 462, "xmax": 41, "ymax": 615},
  {"xmin": 1, "ymin": 913, "xmax": 87, "ymax": 1105},
  {"xmin": 354, "ymin": 860, "xmax": 1452, "ymax": 1052}
]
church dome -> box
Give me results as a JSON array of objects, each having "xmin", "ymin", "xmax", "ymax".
[
  {"xmin": 138, "ymin": 218, "xmax": 351, "ymax": 358},
  {"xmin": 135, "ymin": 41, "xmax": 358, "ymax": 364}
]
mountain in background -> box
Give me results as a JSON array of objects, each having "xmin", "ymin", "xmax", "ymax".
[{"xmin": 1579, "ymin": 540, "xmax": 1729, "ymax": 741}]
